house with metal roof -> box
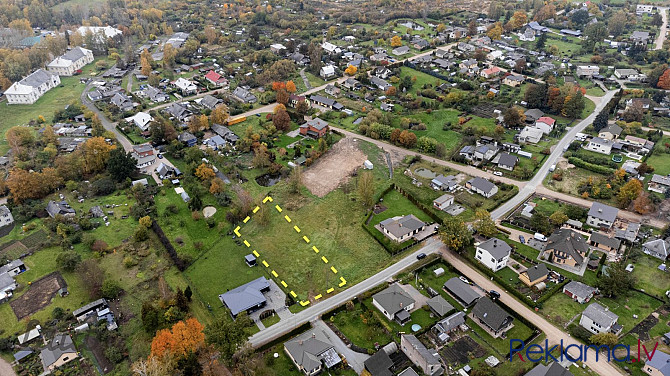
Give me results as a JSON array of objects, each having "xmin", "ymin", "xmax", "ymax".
[
  {"xmin": 579, "ymin": 302, "xmax": 622, "ymax": 335},
  {"xmin": 519, "ymin": 264, "xmax": 549, "ymax": 287},
  {"xmin": 4, "ymin": 69, "xmax": 61, "ymax": 104},
  {"xmin": 378, "ymin": 215, "xmax": 427, "ymax": 243},
  {"xmin": 587, "ymin": 202, "xmax": 618, "ymax": 229},
  {"xmin": 643, "ymin": 350, "xmax": 670, "ymax": 376},
  {"xmin": 284, "ymin": 330, "xmax": 342, "ymax": 375},
  {"xmin": 40, "ymin": 333, "xmax": 78, "ymax": 372},
  {"xmin": 466, "ymin": 177, "xmax": 498, "ymax": 198},
  {"xmin": 232, "ymin": 86, "xmax": 257, "ymax": 103},
  {"xmin": 589, "ymin": 232, "xmax": 621, "ymax": 254},
  {"xmin": 471, "ymin": 297, "xmax": 514, "ymax": 338},
  {"xmin": 563, "ymin": 281, "xmax": 598, "ymax": 304},
  {"xmin": 400, "ymin": 334, "xmax": 443, "ymax": 376},
  {"xmin": 476, "ymin": 238, "xmax": 511, "ymax": 272},
  {"xmin": 542, "ymin": 229, "xmax": 588, "ymax": 268},
  {"xmin": 426, "ymin": 295, "xmax": 454, "ymax": 317},
  {"xmin": 372, "ymin": 283, "xmax": 415, "ymax": 325},
  {"xmin": 218, "ymin": 277, "xmax": 271, "ymax": 318},
  {"xmin": 47, "ymin": 47, "xmax": 94, "ymax": 76},
  {"xmin": 17, "ymin": 327, "xmax": 41, "ymax": 345},
  {"xmin": 443, "ymin": 277, "xmax": 480, "ymax": 307},
  {"xmin": 643, "ymin": 237, "xmax": 670, "ymax": 260}
]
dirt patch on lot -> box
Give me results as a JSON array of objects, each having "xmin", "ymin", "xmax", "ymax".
[
  {"xmin": 11, "ymin": 272, "xmax": 67, "ymax": 320},
  {"xmin": 85, "ymin": 336, "xmax": 114, "ymax": 374},
  {"xmin": 439, "ymin": 336, "xmax": 486, "ymax": 365},
  {"xmin": 303, "ymin": 138, "xmax": 368, "ymax": 197}
]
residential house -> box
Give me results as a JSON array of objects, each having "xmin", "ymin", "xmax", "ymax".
[
  {"xmin": 598, "ymin": 124, "xmax": 622, "ymax": 140},
  {"xmin": 542, "ymin": 229, "xmax": 589, "ymax": 268},
  {"xmin": 563, "ymin": 281, "xmax": 598, "ymax": 304},
  {"xmin": 426, "ymin": 295, "xmax": 454, "ymax": 317},
  {"xmin": 218, "ymin": 276, "xmax": 270, "ymax": 318},
  {"xmin": 299, "ymin": 118, "xmax": 330, "ymax": 138},
  {"xmin": 576, "ymin": 65, "xmax": 599, "ymax": 77},
  {"xmin": 519, "ymin": 28, "xmax": 536, "ymax": 42},
  {"xmin": 0, "ymin": 205, "xmax": 14, "ymax": 228},
  {"xmin": 72, "ymin": 298, "xmax": 118, "ymax": 331},
  {"xmin": 173, "ymin": 78, "xmax": 197, "ymax": 96},
  {"xmin": 75, "ymin": 25, "xmax": 122, "ymax": 40},
  {"xmin": 47, "ymin": 47, "xmax": 94, "ymax": 76},
  {"xmin": 204, "ymin": 70, "xmax": 228, "ymax": 87},
  {"xmin": 433, "ymin": 194, "xmax": 454, "ymax": 211},
  {"xmin": 200, "ymin": 94, "xmax": 222, "ymax": 110},
  {"xmin": 165, "ymin": 32, "xmax": 189, "ymax": 48},
  {"xmin": 579, "ymin": 302, "xmax": 622, "ymax": 335},
  {"xmin": 363, "ymin": 346, "xmax": 395, "ymax": 376},
  {"xmin": 587, "ymin": 202, "xmax": 619, "ymax": 229},
  {"xmin": 503, "ymin": 74, "xmax": 524, "ymax": 87},
  {"xmin": 370, "ymin": 76, "xmax": 392, "ymax": 91},
  {"xmin": 474, "ymin": 145, "xmax": 496, "ymax": 162},
  {"xmin": 0, "ymin": 260, "xmax": 25, "ymax": 278},
  {"xmin": 643, "ymin": 350, "xmax": 670, "ymax": 376},
  {"xmin": 324, "ymin": 84, "xmax": 340, "ymax": 97},
  {"xmin": 497, "ymin": 153, "xmax": 518, "ymax": 171},
  {"xmin": 372, "ymin": 283, "xmax": 415, "ymax": 325},
  {"xmin": 380, "ymin": 103, "xmax": 394, "ymax": 112},
  {"xmin": 584, "ymin": 137, "xmax": 615, "ymax": 155},
  {"xmin": 211, "ymin": 124, "xmax": 239, "ymax": 145},
  {"xmin": 471, "ymin": 297, "xmax": 514, "ymax": 337},
  {"xmin": 110, "ymin": 93, "xmax": 135, "ymax": 112},
  {"xmin": 4, "ymin": 69, "xmax": 61, "ymax": 104},
  {"xmin": 400, "ymin": 335, "xmax": 443, "ymax": 376},
  {"xmin": 125, "ymin": 112, "xmax": 153, "ymax": 132},
  {"xmin": 155, "ymin": 162, "xmax": 181, "ymax": 180},
  {"xmin": 466, "ymin": 177, "xmax": 498, "ymax": 198},
  {"xmin": 165, "ymin": 102, "xmax": 191, "ymax": 121},
  {"xmin": 527, "ymin": 21, "xmax": 549, "ymax": 33},
  {"xmin": 524, "ymin": 363, "xmax": 574, "ymax": 376},
  {"xmin": 480, "ymin": 66, "xmax": 502, "ymax": 79},
  {"xmin": 379, "ymin": 215, "xmax": 426, "ymax": 243},
  {"xmin": 431, "ymin": 175, "xmax": 458, "ymax": 192},
  {"xmin": 534, "ymin": 117, "xmax": 556, "ymax": 135},
  {"xmin": 309, "ymin": 95, "xmax": 343, "ymax": 110},
  {"xmin": 284, "ymin": 330, "xmax": 342, "ymax": 375},
  {"xmin": 321, "ymin": 42, "xmax": 341, "ymax": 55},
  {"xmin": 374, "ymin": 67, "xmax": 392, "ymax": 79},
  {"xmin": 144, "ymin": 85, "xmax": 169, "ymax": 103},
  {"xmin": 320, "ymin": 65, "xmax": 336, "ymax": 79},
  {"xmin": 631, "ymin": 31, "xmax": 651, "ymax": 46},
  {"xmin": 459, "ymin": 145, "xmax": 475, "ymax": 161},
  {"xmin": 459, "ymin": 59, "xmax": 478, "ymax": 72},
  {"xmin": 411, "ymin": 38, "xmax": 430, "ymax": 50},
  {"xmin": 636, "ymin": 4, "xmax": 654, "ymax": 15},
  {"xmin": 614, "ymin": 68, "xmax": 645, "ymax": 81},
  {"xmin": 623, "ymin": 135, "xmax": 654, "ymax": 155},
  {"xmin": 392, "ymin": 46, "xmax": 410, "ymax": 56},
  {"xmin": 232, "ymin": 87, "xmax": 257, "ymax": 104},
  {"xmin": 517, "ymin": 126, "xmax": 543, "ymax": 144},
  {"xmin": 519, "ymin": 264, "xmax": 549, "ymax": 287},
  {"xmin": 615, "ymin": 222, "xmax": 641, "ymax": 244},
  {"xmin": 524, "ymin": 109, "xmax": 544, "ymax": 124},
  {"xmin": 269, "ymin": 43, "xmax": 287, "ymax": 54},
  {"xmin": 131, "ymin": 144, "xmax": 156, "ymax": 172},
  {"xmin": 46, "ymin": 201, "xmax": 75, "ymax": 218},
  {"xmin": 178, "ymin": 132, "xmax": 197, "ymax": 147},
  {"xmin": 476, "ymin": 238, "xmax": 511, "ymax": 272},
  {"xmin": 642, "ymin": 237, "xmax": 670, "ymax": 260},
  {"xmin": 342, "ymin": 78, "xmax": 361, "ymax": 90},
  {"xmin": 589, "ymin": 232, "xmax": 621, "ymax": 254},
  {"xmin": 40, "ymin": 334, "xmax": 78, "ymax": 373},
  {"xmin": 443, "ymin": 277, "xmax": 481, "ymax": 307},
  {"xmin": 434, "ymin": 311, "xmax": 466, "ymax": 340},
  {"xmin": 289, "ymin": 52, "xmax": 310, "ymax": 65}
]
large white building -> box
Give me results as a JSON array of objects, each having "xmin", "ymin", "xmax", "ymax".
[
  {"xmin": 76, "ymin": 26, "xmax": 122, "ymax": 41},
  {"xmin": 47, "ymin": 47, "xmax": 94, "ymax": 76},
  {"xmin": 4, "ymin": 69, "xmax": 61, "ymax": 104},
  {"xmin": 475, "ymin": 238, "xmax": 511, "ymax": 272}
]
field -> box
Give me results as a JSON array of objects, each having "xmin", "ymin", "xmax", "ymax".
[
  {"xmin": 302, "ymin": 137, "xmax": 368, "ymax": 197},
  {"xmin": 629, "ymin": 254, "xmax": 670, "ymax": 297},
  {"xmin": 644, "ymin": 151, "xmax": 670, "ymax": 176}
]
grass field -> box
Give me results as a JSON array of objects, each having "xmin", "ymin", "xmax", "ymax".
[
  {"xmin": 644, "ymin": 151, "xmax": 670, "ymax": 176},
  {"xmin": 630, "ymin": 254, "xmax": 670, "ymax": 297}
]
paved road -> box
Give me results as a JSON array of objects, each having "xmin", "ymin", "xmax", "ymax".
[
  {"xmin": 80, "ymin": 86, "xmax": 134, "ymax": 153},
  {"xmin": 655, "ymin": 7, "xmax": 669, "ymax": 50},
  {"xmin": 312, "ymin": 319, "xmax": 369, "ymax": 374},
  {"xmin": 490, "ymin": 89, "xmax": 619, "ymax": 220},
  {"xmin": 439, "ymin": 247, "xmax": 625, "ymax": 376},
  {"xmin": 299, "ymin": 68, "xmax": 312, "ymax": 90},
  {"xmin": 248, "ymin": 239, "xmax": 443, "ymax": 347},
  {"xmin": 0, "ymin": 358, "xmax": 17, "ymax": 376}
]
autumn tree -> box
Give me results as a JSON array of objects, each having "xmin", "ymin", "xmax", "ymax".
[
  {"xmin": 633, "ymin": 192, "xmax": 653, "ymax": 214},
  {"xmin": 439, "ymin": 217, "xmax": 472, "ymax": 252},
  {"xmin": 345, "ymin": 65, "xmax": 357, "ymax": 76},
  {"xmin": 276, "ymin": 89, "xmax": 289, "ymax": 106},
  {"xmin": 210, "ymin": 105, "xmax": 229, "ymax": 125},
  {"xmin": 288, "ymin": 166, "xmax": 303, "ymax": 194},
  {"xmin": 150, "ymin": 318, "xmax": 205, "ymax": 361},
  {"xmin": 503, "ymin": 107, "xmax": 525, "ymax": 128},
  {"xmin": 474, "ymin": 210, "xmax": 497, "ymax": 238},
  {"xmin": 467, "ymin": 20, "xmax": 477, "ymax": 36},
  {"xmin": 78, "ymin": 259, "xmax": 104, "ymax": 299},
  {"xmin": 506, "ymin": 11, "xmax": 528, "ymax": 31},
  {"xmin": 549, "ymin": 211, "xmax": 568, "ymax": 226},
  {"xmin": 6, "ymin": 126, "xmax": 35, "ymax": 156},
  {"xmin": 486, "ymin": 23, "xmax": 503, "ymax": 40},
  {"xmin": 204, "ymin": 26, "xmax": 218, "ymax": 44},
  {"xmin": 285, "ymin": 80, "xmax": 297, "ymax": 93},
  {"xmin": 590, "ymin": 333, "xmax": 618, "ymax": 347},
  {"xmin": 140, "ymin": 48, "xmax": 154, "ymax": 76},
  {"xmin": 617, "ymin": 179, "xmax": 642, "ymax": 208},
  {"xmin": 296, "ymin": 100, "xmax": 309, "ymax": 116},
  {"xmin": 195, "ymin": 163, "xmax": 215, "ymax": 181},
  {"xmin": 252, "ymin": 145, "xmax": 271, "ymax": 168},
  {"xmin": 80, "ymin": 137, "xmax": 116, "ymax": 175},
  {"xmin": 385, "ymin": 86, "xmax": 397, "ymax": 96},
  {"xmin": 658, "ymin": 69, "xmax": 670, "ymax": 90},
  {"xmin": 390, "ymin": 35, "xmax": 402, "ymax": 47},
  {"xmin": 357, "ymin": 171, "xmax": 374, "ymax": 208},
  {"xmin": 188, "ymin": 114, "xmax": 209, "ymax": 133},
  {"xmin": 272, "ymin": 108, "xmax": 291, "ymax": 132},
  {"xmin": 210, "ymin": 178, "xmax": 225, "ymax": 195},
  {"xmin": 162, "ymin": 43, "xmax": 177, "ymax": 69}
]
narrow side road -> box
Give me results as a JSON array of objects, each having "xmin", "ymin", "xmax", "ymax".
[{"xmin": 655, "ymin": 7, "xmax": 668, "ymax": 50}]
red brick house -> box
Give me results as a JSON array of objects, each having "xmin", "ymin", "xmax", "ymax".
[
  {"xmin": 204, "ymin": 70, "xmax": 228, "ymax": 87},
  {"xmin": 299, "ymin": 118, "xmax": 329, "ymax": 138}
]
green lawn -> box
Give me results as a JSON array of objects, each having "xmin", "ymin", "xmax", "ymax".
[
  {"xmin": 539, "ymin": 290, "xmax": 586, "ymax": 328},
  {"xmin": 645, "ymin": 151, "xmax": 670, "ymax": 176},
  {"xmin": 368, "ymin": 189, "xmax": 433, "ymax": 225},
  {"xmin": 329, "ymin": 300, "xmax": 394, "ymax": 350},
  {"xmin": 630, "ymin": 254, "xmax": 670, "ymax": 297},
  {"xmin": 261, "ymin": 313, "xmax": 281, "ymax": 328}
]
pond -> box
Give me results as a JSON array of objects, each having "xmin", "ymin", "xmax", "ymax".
[
  {"xmin": 255, "ymin": 173, "xmax": 281, "ymax": 187},
  {"xmin": 414, "ymin": 168, "xmax": 437, "ymax": 179}
]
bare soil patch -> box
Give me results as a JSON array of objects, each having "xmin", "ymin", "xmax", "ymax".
[
  {"xmin": 11, "ymin": 272, "xmax": 67, "ymax": 319},
  {"xmin": 303, "ymin": 138, "xmax": 367, "ymax": 197},
  {"xmin": 84, "ymin": 336, "xmax": 114, "ymax": 374},
  {"xmin": 439, "ymin": 336, "xmax": 486, "ymax": 365}
]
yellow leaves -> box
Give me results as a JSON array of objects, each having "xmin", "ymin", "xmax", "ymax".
[
  {"xmin": 195, "ymin": 163, "xmax": 216, "ymax": 181},
  {"xmin": 150, "ymin": 318, "xmax": 204, "ymax": 361},
  {"xmin": 390, "ymin": 35, "xmax": 402, "ymax": 47}
]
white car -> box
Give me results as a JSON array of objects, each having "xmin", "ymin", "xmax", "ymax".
[
  {"xmin": 459, "ymin": 276, "xmax": 470, "ymax": 285},
  {"xmin": 493, "ymin": 171, "xmax": 503, "ymax": 176}
]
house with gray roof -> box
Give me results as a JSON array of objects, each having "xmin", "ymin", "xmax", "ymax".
[
  {"xmin": 232, "ymin": 86, "xmax": 257, "ymax": 103},
  {"xmin": 0, "ymin": 205, "xmax": 14, "ymax": 228},
  {"xmin": 543, "ymin": 229, "xmax": 588, "ymax": 268},
  {"xmin": 615, "ymin": 222, "xmax": 640, "ymax": 244},
  {"xmin": 434, "ymin": 311, "xmax": 466, "ymax": 340},
  {"xmin": 46, "ymin": 201, "xmax": 76, "ymax": 219},
  {"xmin": 643, "ymin": 237, "xmax": 670, "ymax": 260},
  {"xmin": 598, "ymin": 123, "xmax": 622, "ymax": 140},
  {"xmin": 370, "ymin": 76, "xmax": 392, "ymax": 91},
  {"xmin": 579, "ymin": 302, "xmax": 622, "ymax": 335},
  {"xmin": 309, "ymin": 95, "xmax": 344, "ymax": 111},
  {"xmin": 563, "ymin": 281, "xmax": 598, "ymax": 304},
  {"xmin": 587, "ymin": 202, "xmax": 618, "ymax": 229},
  {"xmin": 392, "ymin": 46, "xmax": 410, "ymax": 56},
  {"xmin": 144, "ymin": 85, "xmax": 169, "ymax": 103},
  {"xmin": 4, "ymin": 69, "xmax": 61, "ymax": 104},
  {"xmin": 466, "ymin": 177, "xmax": 498, "ymax": 198},
  {"xmin": 284, "ymin": 330, "xmax": 341, "ymax": 375},
  {"xmin": 110, "ymin": 93, "xmax": 135, "ymax": 112},
  {"xmin": 472, "ymin": 297, "xmax": 514, "ymax": 338},
  {"xmin": 426, "ymin": 295, "xmax": 453, "ymax": 317},
  {"xmin": 164, "ymin": 102, "xmax": 191, "ymax": 121},
  {"xmin": 40, "ymin": 333, "xmax": 78, "ymax": 372},
  {"xmin": 589, "ymin": 232, "xmax": 621, "ymax": 254},
  {"xmin": 178, "ymin": 131, "xmax": 197, "ymax": 147},
  {"xmin": 649, "ymin": 174, "xmax": 670, "ymax": 194},
  {"xmin": 47, "ymin": 47, "xmax": 94, "ymax": 76},
  {"xmin": 519, "ymin": 264, "xmax": 549, "ymax": 287},
  {"xmin": 524, "ymin": 362, "xmax": 574, "ymax": 376},
  {"xmin": 372, "ymin": 283, "xmax": 415, "ymax": 325},
  {"xmin": 200, "ymin": 94, "xmax": 222, "ymax": 110},
  {"xmin": 643, "ymin": 350, "xmax": 670, "ymax": 376},
  {"xmin": 378, "ymin": 215, "xmax": 426, "ymax": 243},
  {"xmin": 497, "ymin": 152, "xmax": 518, "ymax": 171},
  {"xmin": 218, "ymin": 276, "xmax": 270, "ymax": 318},
  {"xmin": 443, "ymin": 277, "xmax": 480, "ymax": 307},
  {"xmin": 400, "ymin": 335, "xmax": 443, "ymax": 376},
  {"xmin": 211, "ymin": 124, "xmax": 240, "ymax": 144},
  {"xmin": 476, "ymin": 238, "xmax": 511, "ymax": 272},
  {"xmin": 431, "ymin": 175, "xmax": 458, "ymax": 192}
]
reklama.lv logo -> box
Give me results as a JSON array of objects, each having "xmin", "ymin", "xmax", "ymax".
[{"xmin": 509, "ymin": 339, "xmax": 660, "ymax": 363}]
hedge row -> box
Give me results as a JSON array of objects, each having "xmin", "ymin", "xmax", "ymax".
[
  {"xmin": 151, "ymin": 220, "xmax": 187, "ymax": 271},
  {"xmin": 568, "ymin": 157, "xmax": 615, "ymax": 175}
]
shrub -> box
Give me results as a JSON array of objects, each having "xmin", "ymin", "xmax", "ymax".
[{"xmin": 101, "ymin": 279, "xmax": 122, "ymax": 299}]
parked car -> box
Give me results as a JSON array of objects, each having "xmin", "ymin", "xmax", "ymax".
[
  {"xmin": 157, "ymin": 154, "xmax": 164, "ymax": 159},
  {"xmin": 459, "ymin": 276, "xmax": 470, "ymax": 285},
  {"xmin": 416, "ymin": 253, "xmax": 427, "ymax": 260},
  {"xmin": 489, "ymin": 290, "xmax": 500, "ymax": 300},
  {"xmin": 519, "ymin": 235, "xmax": 525, "ymax": 244},
  {"xmin": 534, "ymin": 232, "xmax": 547, "ymax": 242},
  {"xmin": 493, "ymin": 171, "xmax": 503, "ymax": 176}
]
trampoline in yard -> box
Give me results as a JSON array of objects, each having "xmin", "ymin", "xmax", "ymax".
[{"xmin": 612, "ymin": 154, "xmax": 623, "ymax": 163}]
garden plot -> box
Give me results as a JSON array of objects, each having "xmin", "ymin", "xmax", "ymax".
[
  {"xmin": 11, "ymin": 272, "xmax": 67, "ymax": 319},
  {"xmin": 302, "ymin": 137, "xmax": 368, "ymax": 197}
]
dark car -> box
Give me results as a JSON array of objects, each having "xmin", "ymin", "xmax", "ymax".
[
  {"xmin": 416, "ymin": 253, "xmax": 427, "ymax": 260},
  {"xmin": 489, "ymin": 290, "xmax": 501, "ymax": 300},
  {"xmin": 157, "ymin": 154, "xmax": 164, "ymax": 159},
  {"xmin": 519, "ymin": 235, "xmax": 525, "ymax": 244}
]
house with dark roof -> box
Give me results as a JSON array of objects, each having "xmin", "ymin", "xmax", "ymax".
[
  {"xmin": 40, "ymin": 333, "xmax": 78, "ymax": 372},
  {"xmin": 73, "ymin": 298, "xmax": 118, "ymax": 331},
  {"xmin": 476, "ymin": 238, "xmax": 511, "ymax": 272},
  {"xmin": 200, "ymin": 94, "xmax": 223, "ymax": 110},
  {"xmin": 563, "ymin": 281, "xmax": 598, "ymax": 304},
  {"xmin": 587, "ymin": 202, "xmax": 618, "ymax": 229},
  {"xmin": 524, "ymin": 362, "xmax": 574, "ymax": 376},
  {"xmin": 299, "ymin": 118, "xmax": 330, "ymax": 138},
  {"xmin": 110, "ymin": 93, "xmax": 135, "ymax": 112},
  {"xmin": 372, "ymin": 283, "xmax": 415, "ymax": 325},
  {"xmin": 370, "ymin": 76, "xmax": 392, "ymax": 91},
  {"xmin": 431, "ymin": 175, "xmax": 458, "ymax": 192},
  {"xmin": 284, "ymin": 330, "xmax": 341, "ymax": 375},
  {"xmin": 309, "ymin": 95, "xmax": 344, "ymax": 111},
  {"xmin": 426, "ymin": 295, "xmax": 453, "ymax": 317},
  {"xmin": 144, "ymin": 85, "xmax": 169, "ymax": 103},
  {"xmin": 211, "ymin": 124, "xmax": 239, "ymax": 145},
  {"xmin": 47, "ymin": 47, "xmax": 94, "ymax": 76},
  {"xmin": 589, "ymin": 232, "xmax": 621, "ymax": 254},
  {"xmin": 219, "ymin": 277, "xmax": 270, "ymax": 318},
  {"xmin": 471, "ymin": 297, "xmax": 513, "ymax": 338},
  {"xmin": 579, "ymin": 302, "xmax": 622, "ymax": 335},
  {"xmin": 598, "ymin": 124, "xmax": 622, "ymax": 140},
  {"xmin": 232, "ymin": 86, "xmax": 257, "ymax": 103},
  {"xmin": 46, "ymin": 201, "xmax": 76, "ymax": 218},
  {"xmin": 164, "ymin": 102, "xmax": 191, "ymax": 121},
  {"xmin": 378, "ymin": 215, "xmax": 426, "ymax": 243},
  {"xmin": 364, "ymin": 346, "xmax": 395, "ymax": 376},
  {"xmin": 443, "ymin": 277, "xmax": 480, "ymax": 307},
  {"xmin": 434, "ymin": 311, "xmax": 466, "ymax": 342},
  {"xmin": 400, "ymin": 335, "xmax": 443, "ymax": 376},
  {"xmin": 466, "ymin": 177, "xmax": 498, "ymax": 198},
  {"xmin": 542, "ymin": 229, "xmax": 588, "ymax": 268},
  {"xmin": 178, "ymin": 131, "xmax": 197, "ymax": 147},
  {"xmin": 519, "ymin": 264, "xmax": 549, "ymax": 287},
  {"xmin": 643, "ymin": 237, "xmax": 670, "ymax": 260},
  {"xmin": 497, "ymin": 152, "xmax": 518, "ymax": 171}
]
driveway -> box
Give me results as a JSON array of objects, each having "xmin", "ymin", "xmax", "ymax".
[
  {"xmin": 0, "ymin": 359, "xmax": 16, "ymax": 376},
  {"xmin": 311, "ymin": 319, "xmax": 369, "ymax": 374},
  {"xmin": 399, "ymin": 284, "xmax": 429, "ymax": 311},
  {"xmin": 250, "ymin": 279, "xmax": 291, "ymax": 330},
  {"xmin": 655, "ymin": 7, "xmax": 669, "ymax": 50}
]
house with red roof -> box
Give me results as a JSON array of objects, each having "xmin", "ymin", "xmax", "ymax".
[
  {"xmin": 534, "ymin": 116, "xmax": 556, "ymax": 135},
  {"xmin": 204, "ymin": 70, "xmax": 228, "ymax": 87},
  {"xmin": 480, "ymin": 66, "xmax": 502, "ymax": 79}
]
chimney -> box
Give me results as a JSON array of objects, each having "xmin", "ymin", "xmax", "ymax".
[
  {"xmin": 312, "ymin": 333, "xmax": 316, "ymax": 339},
  {"xmin": 400, "ymin": 302, "xmax": 403, "ymax": 308}
]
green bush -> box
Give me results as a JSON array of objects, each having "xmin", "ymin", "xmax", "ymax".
[{"xmin": 568, "ymin": 157, "xmax": 614, "ymax": 175}]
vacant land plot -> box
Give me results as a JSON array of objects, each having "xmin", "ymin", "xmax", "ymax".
[
  {"xmin": 630, "ymin": 255, "xmax": 670, "ymax": 297},
  {"xmin": 11, "ymin": 272, "xmax": 67, "ymax": 319},
  {"xmin": 303, "ymin": 137, "xmax": 368, "ymax": 197},
  {"xmin": 440, "ymin": 336, "xmax": 487, "ymax": 365}
]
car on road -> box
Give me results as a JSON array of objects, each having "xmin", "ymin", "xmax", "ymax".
[
  {"xmin": 493, "ymin": 171, "xmax": 503, "ymax": 176},
  {"xmin": 157, "ymin": 154, "xmax": 164, "ymax": 159},
  {"xmin": 459, "ymin": 276, "xmax": 470, "ymax": 285},
  {"xmin": 489, "ymin": 290, "xmax": 500, "ymax": 300},
  {"xmin": 519, "ymin": 235, "xmax": 525, "ymax": 244},
  {"xmin": 256, "ymin": 113, "xmax": 261, "ymax": 117},
  {"xmin": 416, "ymin": 253, "xmax": 427, "ymax": 260},
  {"xmin": 625, "ymin": 264, "xmax": 635, "ymax": 272}
]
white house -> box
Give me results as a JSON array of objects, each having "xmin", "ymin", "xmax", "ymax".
[
  {"xmin": 320, "ymin": 65, "xmax": 336, "ymax": 79},
  {"xmin": 372, "ymin": 284, "xmax": 415, "ymax": 325},
  {"xmin": 534, "ymin": 116, "xmax": 556, "ymax": 135},
  {"xmin": 584, "ymin": 137, "xmax": 614, "ymax": 155},
  {"xmin": 0, "ymin": 205, "xmax": 14, "ymax": 228},
  {"xmin": 614, "ymin": 68, "xmax": 645, "ymax": 81},
  {"xmin": 173, "ymin": 78, "xmax": 197, "ymax": 95},
  {"xmin": 125, "ymin": 112, "xmax": 154, "ymax": 132},
  {"xmin": 579, "ymin": 302, "xmax": 622, "ymax": 335},
  {"xmin": 321, "ymin": 42, "xmax": 341, "ymax": 55},
  {"xmin": 379, "ymin": 215, "xmax": 426, "ymax": 243},
  {"xmin": 466, "ymin": 177, "xmax": 498, "ymax": 198},
  {"xmin": 76, "ymin": 26, "xmax": 122, "ymax": 40},
  {"xmin": 576, "ymin": 65, "xmax": 599, "ymax": 77},
  {"xmin": 47, "ymin": 47, "xmax": 94, "ymax": 76},
  {"xmin": 433, "ymin": 194, "xmax": 454, "ymax": 211},
  {"xmin": 636, "ymin": 4, "xmax": 654, "ymax": 15},
  {"xmin": 587, "ymin": 202, "xmax": 619, "ymax": 229},
  {"xmin": 4, "ymin": 69, "xmax": 61, "ymax": 104},
  {"xmin": 517, "ymin": 126, "xmax": 543, "ymax": 144},
  {"xmin": 131, "ymin": 144, "xmax": 156, "ymax": 172},
  {"xmin": 475, "ymin": 238, "xmax": 511, "ymax": 272}
]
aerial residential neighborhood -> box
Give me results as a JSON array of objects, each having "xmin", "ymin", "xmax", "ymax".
[{"xmin": 1, "ymin": 0, "xmax": 670, "ymax": 375}]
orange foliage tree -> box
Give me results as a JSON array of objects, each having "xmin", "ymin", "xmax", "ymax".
[
  {"xmin": 150, "ymin": 318, "xmax": 205, "ymax": 361},
  {"xmin": 285, "ymin": 80, "xmax": 297, "ymax": 93},
  {"xmin": 271, "ymin": 81, "xmax": 286, "ymax": 91}
]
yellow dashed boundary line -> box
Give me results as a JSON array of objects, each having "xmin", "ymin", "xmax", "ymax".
[
  {"xmin": 314, "ymin": 294, "xmax": 322, "ymax": 300},
  {"xmin": 252, "ymin": 250, "xmax": 260, "ymax": 257},
  {"xmin": 326, "ymin": 288, "xmax": 334, "ymax": 294},
  {"xmin": 243, "ymin": 240, "xmax": 250, "ymax": 247},
  {"xmin": 234, "ymin": 226, "xmax": 241, "ymax": 236},
  {"xmin": 285, "ymin": 215, "xmax": 292, "ymax": 223},
  {"xmin": 281, "ymin": 281, "xmax": 288, "ymax": 288},
  {"xmin": 243, "ymin": 216, "xmax": 250, "ymax": 223},
  {"xmin": 321, "ymin": 256, "xmax": 328, "ymax": 264},
  {"xmin": 303, "ymin": 236, "xmax": 310, "ymax": 243},
  {"xmin": 262, "ymin": 260, "xmax": 269, "ymax": 267},
  {"xmin": 312, "ymin": 246, "xmax": 319, "ymax": 253},
  {"xmin": 293, "ymin": 225, "xmax": 301, "ymax": 233},
  {"xmin": 253, "ymin": 206, "xmax": 260, "ymax": 213},
  {"xmin": 275, "ymin": 205, "xmax": 282, "ymax": 212},
  {"xmin": 271, "ymin": 270, "xmax": 278, "ymax": 278},
  {"xmin": 330, "ymin": 266, "xmax": 337, "ymax": 274}
]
